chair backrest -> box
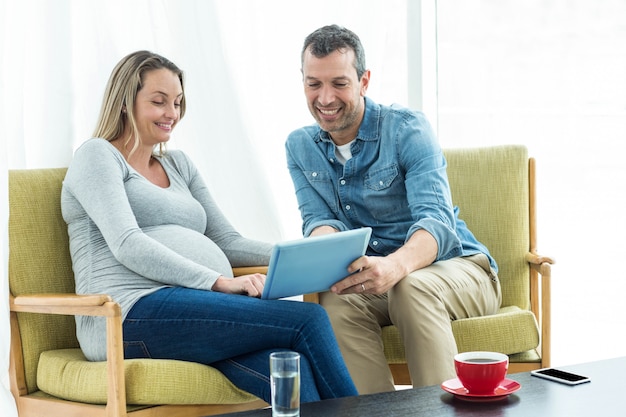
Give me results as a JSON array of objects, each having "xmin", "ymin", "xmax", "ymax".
[
  {"xmin": 443, "ymin": 146, "xmax": 531, "ymax": 310},
  {"xmin": 8, "ymin": 168, "xmax": 78, "ymax": 394}
]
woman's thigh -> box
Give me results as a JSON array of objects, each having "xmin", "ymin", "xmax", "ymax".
[{"xmin": 123, "ymin": 287, "xmax": 324, "ymax": 364}]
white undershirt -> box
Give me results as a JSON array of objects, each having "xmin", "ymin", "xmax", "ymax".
[{"xmin": 335, "ymin": 141, "xmax": 354, "ymax": 165}]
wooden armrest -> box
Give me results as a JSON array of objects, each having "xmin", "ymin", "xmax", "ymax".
[
  {"xmin": 303, "ymin": 293, "xmax": 320, "ymax": 304},
  {"xmin": 11, "ymin": 293, "xmax": 111, "ymax": 306},
  {"xmin": 9, "ymin": 293, "xmax": 126, "ymax": 411},
  {"xmin": 232, "ymin": 266, "xmax": 269, "ymax": 276},
  {"xmin": 10, "ymin": 293, "xmax": 120, "ymax": 317},
  {"xmin": 525, "ymin": 252, "xmax": 556, "ymax": 266}
]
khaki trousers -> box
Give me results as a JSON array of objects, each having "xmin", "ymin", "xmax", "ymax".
[{"xmin": 319, "ymin": 254, "xmax": 501, "ymax": 394}]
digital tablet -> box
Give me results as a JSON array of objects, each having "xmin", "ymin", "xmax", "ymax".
[{"xmin": 261, "ymin": 227, "xmax": 372, "ymax": 300}]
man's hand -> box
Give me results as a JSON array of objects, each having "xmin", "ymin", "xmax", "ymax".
[
  {"xmin": 331, "ymin": 255, "xmax": 407, "ymax": 295},
  {"xmin": 331, "ymin": 229, "xmax": 438, "ymax": 295},
  {"xmin": 212, "ymin": 274, "xmax": 266, "ymax": 297}
]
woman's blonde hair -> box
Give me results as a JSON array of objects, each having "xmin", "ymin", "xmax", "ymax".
[{"xmin": 92, "ymin": 50, "xmax": 186, "ymax": 157}]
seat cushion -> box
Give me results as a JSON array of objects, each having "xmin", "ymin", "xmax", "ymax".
[
  {"xmin": 37, "ymin": 349, "xmax": 259, "ymax": 405},
  {"xmin": 382, "ymin": 306, "xmax": 540, "ymax": 363}
]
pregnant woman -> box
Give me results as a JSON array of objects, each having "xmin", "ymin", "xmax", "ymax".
[{"xmin": 61, "ymin": 50, "xmax": 357, "ymax": 403}]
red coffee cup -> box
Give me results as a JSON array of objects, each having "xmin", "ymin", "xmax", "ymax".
[{"xmin": 454, "ymin": 351, "xmax": 509, "ymax": 394}]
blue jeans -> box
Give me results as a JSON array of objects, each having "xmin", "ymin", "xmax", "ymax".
[{"xmin": 122, "ymin": 287, "xmax": 357, "ymax": 403}]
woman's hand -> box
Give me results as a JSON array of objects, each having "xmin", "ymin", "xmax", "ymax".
[{"xmin": 212, "ymin": 274, "xmax": 266, "ymax": 298}]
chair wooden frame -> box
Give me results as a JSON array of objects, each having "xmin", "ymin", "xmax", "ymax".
[{"xmin": 9, "ymin": 266, "xmax": 269, "ymax": 417}]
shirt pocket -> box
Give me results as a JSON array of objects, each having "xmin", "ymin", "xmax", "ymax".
[
  {"xmin": 364, "ymin": 164, "xmax": 399, "ymax": 190},
  {"xmin": 363, "ymin": 164, "xmax": 407, "ymax": 219},
  {"xmin": 304, "ymin": 170, "xmax": 338, "ymax": 212}
]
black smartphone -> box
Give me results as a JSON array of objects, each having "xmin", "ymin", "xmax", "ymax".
[{"xmin": 530, "ymin": 368, "xmax": 591, "ymax": 385}]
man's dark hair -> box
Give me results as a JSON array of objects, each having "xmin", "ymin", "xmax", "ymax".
[{"xmin": 301, "ymin": 24, "xmax": 367, "ymax": 79}]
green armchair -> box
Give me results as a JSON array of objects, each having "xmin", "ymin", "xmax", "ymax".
[
  {"xmin": 8, "ymin": 168, "xmax": 268, "ymax": 417},
  {"xmin": 304, "ymin": 145, "xmax": 554, "ymax": 385}
]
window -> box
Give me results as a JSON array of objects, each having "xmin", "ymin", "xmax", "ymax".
[{"xmin": 436, "ymin": 0, "xmax": 626, "ymax": 365}]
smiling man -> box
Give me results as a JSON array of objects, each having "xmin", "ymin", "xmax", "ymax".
[
  {"xmin": 301, "ymin": 40, "xmax": 368, "ymax": 146},
  {"xmin": 285, "ymin": 25, "xmax": 502, "ymax": 394}
]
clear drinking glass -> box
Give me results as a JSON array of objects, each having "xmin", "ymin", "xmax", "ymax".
[{"xmin": 270, "ymin": 351, "xmax": 300, "ymax": 417}]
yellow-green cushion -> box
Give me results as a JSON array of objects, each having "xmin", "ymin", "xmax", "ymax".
[
  {"xmin": 383, "ymin": 306, "xmax": 539, "ymax": 364},
  {"xmin": 451, "ymin": 306, "xmax": 539, "ymax": 354},
  {"xmin": 444, "ymin": 146, "xmax": 530, "ymax": 310},
  {"xmin": 9, "ymin": 168, "xmax": 78, "ymax": 395},
  {"xmin": 37, "ymin": 349, "xmax": 259, "ymax": 405}
]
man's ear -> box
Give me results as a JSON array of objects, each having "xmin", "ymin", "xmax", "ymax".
[{"xmin": 360, "ymin": 69, "xmax": 371, "ymax": 96}]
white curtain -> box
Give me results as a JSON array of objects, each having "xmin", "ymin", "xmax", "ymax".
[
  {"xmin": 0, "ymin": 0, "xmax": 411, "ymax": 412},
  {"xmin": 435, "ymin": 0, "xmax": 626, "ymax": 365},
  {"xmin": 1, "ymin": 118, "xmax": 14, "ymax": 417}
]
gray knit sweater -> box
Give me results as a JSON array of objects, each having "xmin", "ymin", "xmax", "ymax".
[{"xmin": 61, "ymin": 138, "xmax": 273, "ymax": 361}]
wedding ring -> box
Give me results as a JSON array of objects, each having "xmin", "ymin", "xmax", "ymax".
[{"xmin": 361, "ymin": 283, "xmax": 366, "ymax": 292}]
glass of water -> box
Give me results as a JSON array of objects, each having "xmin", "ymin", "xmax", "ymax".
[{"xmin": 270, "ymin": 351, "xmax": 300, "ymax": 417}]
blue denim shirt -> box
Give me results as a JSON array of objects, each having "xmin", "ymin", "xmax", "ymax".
[{"xmin": 286, "ymin": 97, "xmax": 497, "ymax": 272}]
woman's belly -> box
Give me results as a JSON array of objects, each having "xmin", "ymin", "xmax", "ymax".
[{"xmin": 143, "ymin": 224, "xmax": 233, "ymax": 277}]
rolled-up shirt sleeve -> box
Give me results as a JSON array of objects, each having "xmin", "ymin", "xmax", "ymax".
[{"xmin": 397, "ymin": 112, "xmax": 464, "ymax": 262}]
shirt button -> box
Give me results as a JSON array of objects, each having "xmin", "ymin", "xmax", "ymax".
[
  {"xmin": 379, "ymin": 180, "xmax": 384, "ymax": 186},
  {"xmin": 345, "ymin": 205, "xmax": 351, "ymax": 210},
  {"xmin": 311, "ymin": 172, "xmax": 318, "ymax": 178},
  {"xmin": 372, "ymin": 240, "xmax": 379, "ymax": 246},
  {"xmin": 340, "ymin": 179, "xmax": 346, "ymax": 185}
]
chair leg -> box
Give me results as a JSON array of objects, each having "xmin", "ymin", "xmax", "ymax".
[{"xmin": 389, "ymin": 364, "xmax": 411, "ymax": 386}]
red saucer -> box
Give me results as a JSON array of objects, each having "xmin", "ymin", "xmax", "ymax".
[{"xmin": 441, "ymin": 377, "xmax": 521, "ymax": 402}]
